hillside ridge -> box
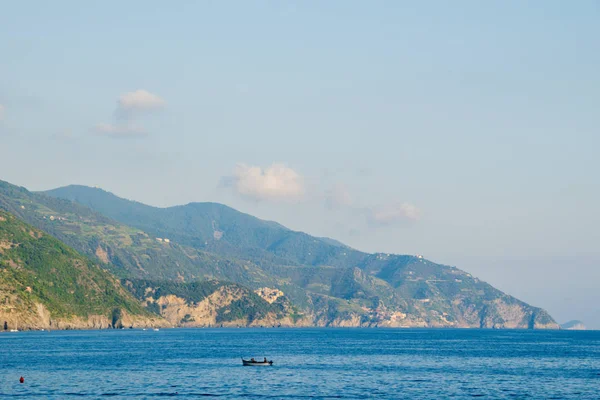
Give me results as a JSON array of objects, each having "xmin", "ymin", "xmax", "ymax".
[
  {"xmin": 0, "ymin": 179, "xmax": 559, "ymax": 329},
  {"xmin": 0, "ymin": 209, "xmax": 166, "ymax": 330}
]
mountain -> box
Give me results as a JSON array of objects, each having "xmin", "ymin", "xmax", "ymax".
[
  {"xmin": 123, "ymin": 279, "xmax": 304, "ymax": 327},
  {"xmin": 0, "ymin": 198, "xmax": 305, "ymax": 330},
  {"xmin": 0, "ymin": 180, "xmax": 273, "ymax": 283},
  {"xmin": 0, "ymin": 180, "xmax": 559, "ymax": 328},
  {"xmin": 43, "ymin": 185, "xmax": 364, "ymax": 269},
  {"xmin": 0, "ymin": 210, "xmax": 165, "ymax": 330},
  {"xmin": 560, "ymin": 320, "xmax": 586, "ymax": 330},
  {"xmin": 41, "ymin": 184, "xmax": 558, "ymax": 329}
]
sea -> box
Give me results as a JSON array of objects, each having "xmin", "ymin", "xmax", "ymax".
[{"xmin": 0, "ymin": 328, "xmax": 598, "ymax": 399}]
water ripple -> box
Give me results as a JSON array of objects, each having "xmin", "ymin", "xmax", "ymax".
[{"xmin": 0, "ymin": 328, "xmax": 598, "ymax": 399}]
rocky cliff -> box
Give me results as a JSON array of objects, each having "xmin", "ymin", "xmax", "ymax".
[
  {"xmin": 0, "ymin": 210, "xmax": 168, "ymax": 331},
  {"xmin": 0, "ymin": 180, "xmax": 560, "ymax": 330},
  {"xmin": 560, "ymin": 320, "xmax": 587, "ymax": 330}
]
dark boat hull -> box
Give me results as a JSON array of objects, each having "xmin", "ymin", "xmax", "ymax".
[{"xmin": 242, "ymin": 359, "xmax": 273, "ymax": 366}]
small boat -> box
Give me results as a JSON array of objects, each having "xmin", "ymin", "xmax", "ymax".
[
  {"xmin": 242, "ymin": 358, "xmax": 273, "ymax": 366},
  {"xmin": 153, "ymin": 328, "xmax": 159, "ymax": 331}
]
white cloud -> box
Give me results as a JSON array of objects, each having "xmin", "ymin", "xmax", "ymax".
[
  {"xmin": 94, "ymin": 89, "xmax": 164, "ymax": 138},
  {"xmin": 116, "ymin": 89, "xmax": 165, "ymax": 119},
  {"xmin": 368, "ymin": 202, "xmax": 421, "ymax": 224},
  {"xmin": 0, "ymin": 104, "xmax": 5, "ymax": 120},
  {"xmin": 93, "ymin": 123, "xmax": 147, "ymax": 138},
  {"xmin": 325, "ymin": 184, "xmax": 353, "ymax": 209},
  {"xmin": 223, "ymin": 163, "xmax": 305, "ymax": 202}
]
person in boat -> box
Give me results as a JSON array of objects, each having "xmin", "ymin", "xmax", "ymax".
[
  {"xmin": 251, "ymin": 358, "xmax": 255, "ymax": 362},
  {"xmin": 263, "ymin": 357, "xmax": 267, "ymax": 363}
]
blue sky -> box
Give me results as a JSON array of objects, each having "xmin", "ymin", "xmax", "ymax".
[{"xmin": 1, "ymin": 1, "xmax": 599, "ymax": 327}]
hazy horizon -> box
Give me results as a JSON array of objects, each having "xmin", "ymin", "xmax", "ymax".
[{"xmin": 1, "ymin": 1, "xmax": 598, "ymax": 328}]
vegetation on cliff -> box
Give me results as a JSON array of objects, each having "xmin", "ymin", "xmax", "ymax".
[
  {"xmin": 124, "ymin": 279, "xmax": 293, "ymax": 326},
  {"xmin": 0, "ymin": 179, "xmax": 560, "ymax": 329},
  {"xmin": 0, "ymin": 210, "xmax": 155, "ymax": 329}
]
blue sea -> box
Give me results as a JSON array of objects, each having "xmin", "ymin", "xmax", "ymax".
[{"xmin": 0, "ymin": 328, "xmax": 598, "ymax": 399}]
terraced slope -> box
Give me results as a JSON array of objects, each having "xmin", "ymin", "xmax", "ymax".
[
  {"xmin": 0, "ymin": 180, "xmax": 559, "ymax": 328},
  {"xmin": 0, "ymin": 210, "xmax": 165, "ymax": 330}
]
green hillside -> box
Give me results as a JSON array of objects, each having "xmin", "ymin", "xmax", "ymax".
[
  {"xmin": 42, "ymin": 184, "xmax": 558, "ymax": 329},
  {"xmin": 0, "ymin": 204, "xmax": 303, "ymax": 330},
  {"xmin": 0, "ymin": 180, "xmax": 314, "ymax": 314},
  {"xmin": 43, "ymin": 184, "xmax": 366, "ymax": 268},
  {"xmin": 0, "ymin": 210, "xmax": 157, "ymax": 329},
  {"xmin": 0, "ymin": 181, "xmax": 273, "ymax": 283},
  {"xmin": 0, "ymin": 179, "xmax": 559, "ymax": 328}
]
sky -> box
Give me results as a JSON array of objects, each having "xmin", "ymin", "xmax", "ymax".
[{"xmin": 1, "ymin": 1, "xmax": 599, "ymax": 328}]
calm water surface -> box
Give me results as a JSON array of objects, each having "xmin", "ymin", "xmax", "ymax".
[{"xmin": 1, "ymin": 328, "xmax": 598, "ymax": 399}]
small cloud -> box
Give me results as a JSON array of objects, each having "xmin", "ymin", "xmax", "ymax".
[
  {"xmin": 368, "ymin": 202, "xmax": 421, "ymax": 225},
  {"xmin": 325, "ymin": 184, "xmax": 353, "ymax": 209},
  {"xmin": 222, "ymin": 163, "xmax": 305, "ymax": 202},
  {"xmin": 0, "ymin": 104, "xmax": 5, "ymax": 120},
  {"xmin": 116, "ymin": 89, "xmax": 165, "ymax": 120},
  {"xmin": 93, "ymin": 90, "xmax": 165, "ymax": 138},
  {"xmin": 93, "ymin": 123, "xmax": 147, "ymax": 138}
]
